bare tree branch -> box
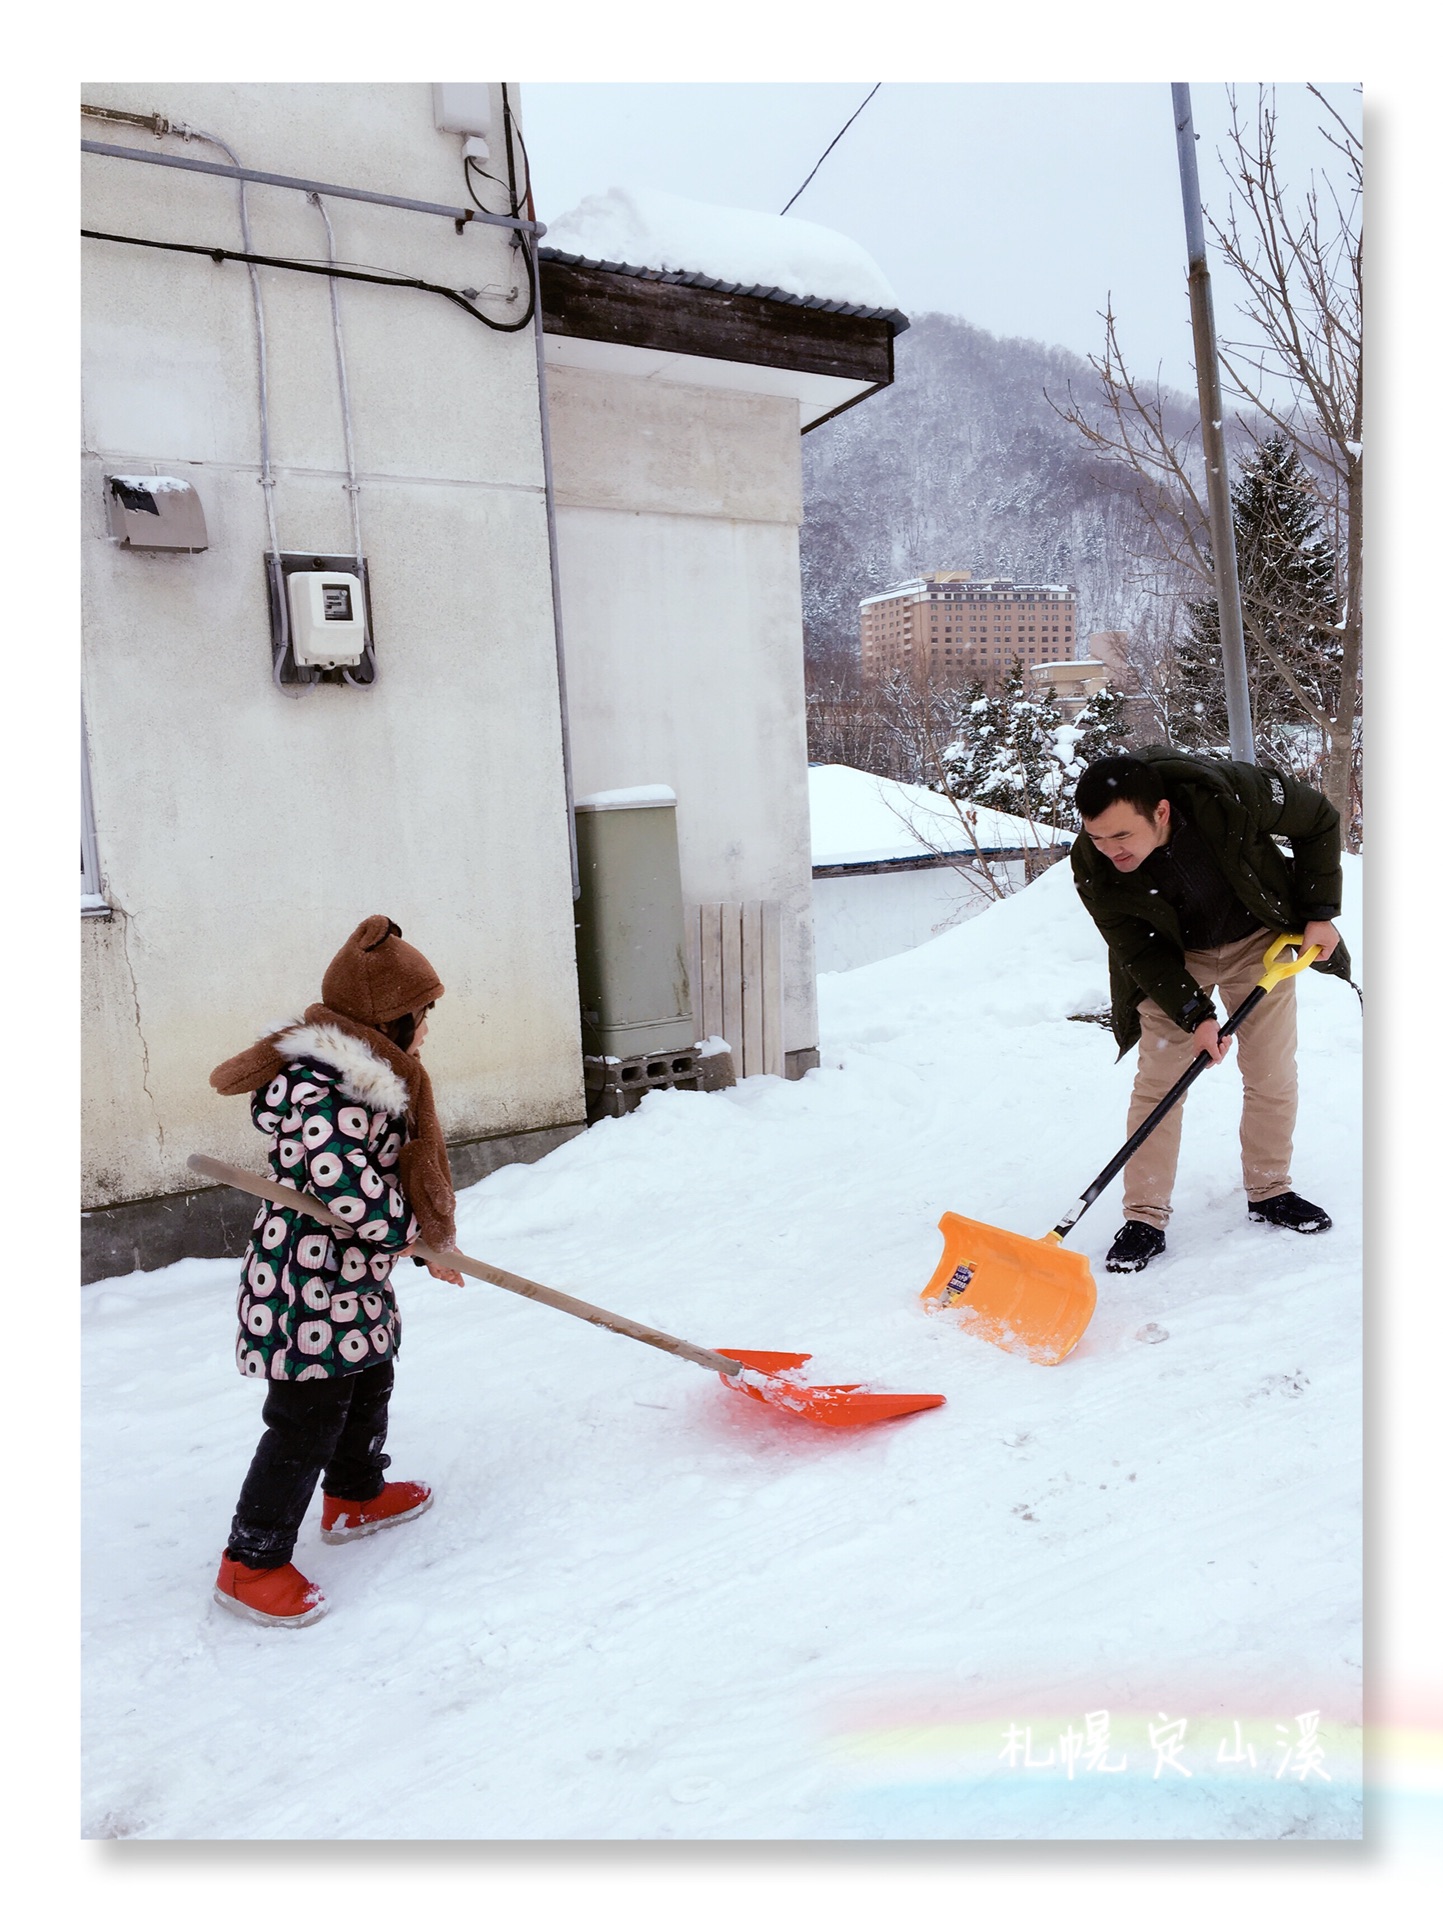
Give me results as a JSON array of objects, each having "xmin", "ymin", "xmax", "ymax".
[{"xmin": 1050, "ymin": 85, "xmax": 1362, "ymax": 840}]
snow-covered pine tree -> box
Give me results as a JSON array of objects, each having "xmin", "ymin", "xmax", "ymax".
[
  {"xmin": 1173, "ymin": 433, "xmax": 1341, "ymax": 774},
  {"xmin": 1049, "ymin": 684, "xmax": 1133, "ymax": 826},
  {"xmin": 1072, "ymin": 683, "xmax": 1131, "ymax": 762},
  {"xmin": 934, "ymin": 680, "xmax": 999, "ymax": 801},
  {"xmin": 936, "ymin": 661, "xmax": 1072, "ymax": 827},
  {"xmin": 939, "ymin": 666, "xmax": 1133, "ymax": 833}
]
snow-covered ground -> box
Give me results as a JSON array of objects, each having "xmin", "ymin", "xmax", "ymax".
[{"xmin": 83, "ymin": 859, "xmax": 1364, "ymax": 1841}]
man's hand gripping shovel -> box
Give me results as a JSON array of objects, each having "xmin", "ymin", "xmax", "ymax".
[
  {"xmin": 189, "ymin": 1156, "xmax": 945, "ymax": 1430},
  {"xmin": 919, "ymin": 932, "xmax": 1322, "ymax": 1364}
]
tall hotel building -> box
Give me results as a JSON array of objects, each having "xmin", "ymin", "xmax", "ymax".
[{"xmin": 860, "ymin": 571, "xmax": 1078, "ymax": 692}]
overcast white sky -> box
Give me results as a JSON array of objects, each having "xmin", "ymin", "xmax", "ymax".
[{"xmin": 519, "ymin": 81, "xmax": 1361, "ymax": 395}]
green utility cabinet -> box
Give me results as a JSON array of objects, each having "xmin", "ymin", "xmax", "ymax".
[{"xmin": 574, "ymin": 785, "xmax": 694, "ymax": 1060}]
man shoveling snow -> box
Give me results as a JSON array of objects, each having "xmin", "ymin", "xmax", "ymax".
[{"xmin": 1070, "ymin": 750, "xmax": 1352, "ymax": 1275}]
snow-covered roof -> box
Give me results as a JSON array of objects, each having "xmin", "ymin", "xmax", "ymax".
[
  {"xmin": 858, "ymin": 576, "xmax": 1023, "ymax": 607},
  {"xmin": 809, "ymin": 763, "xmax": 1071, "ymax": 868},
  {"xmin": 541, "ymin": 186, "xmax": 908, "ymax": 330},
  {"xmin": 857, "ymin": 581, "xmax": 926, "ymax": 607}
]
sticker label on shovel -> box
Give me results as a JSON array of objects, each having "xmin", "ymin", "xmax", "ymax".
[{"xmin": 942, "ymin": 1263, "xmax": 975, "ymax": 1300}]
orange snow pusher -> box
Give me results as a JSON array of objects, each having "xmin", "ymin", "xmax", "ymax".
[
  {"xmin": 190, "ymin": 1156, "xmax": 944, "ymax": 1430},
  {"xmin": 921, "ymin": 933, "xmax": 1321, "ymax": 1365}
]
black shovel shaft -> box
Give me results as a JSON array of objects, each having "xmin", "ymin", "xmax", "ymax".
[{"xmin": 1051, "ymin": 984, "xmax": 1267, "ymax": 1240}]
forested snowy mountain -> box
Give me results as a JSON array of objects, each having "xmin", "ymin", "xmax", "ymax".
[{"xmin": 799, "ymin": 311, "xmax": 1197, "ymax": 664}]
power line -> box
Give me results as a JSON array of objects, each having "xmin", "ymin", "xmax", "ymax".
[{"xmin": 780, "ymin": 84, "xmax": 881, "ymax": 215}]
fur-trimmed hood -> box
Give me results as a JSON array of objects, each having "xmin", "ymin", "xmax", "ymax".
[
  {"xmin": 274, "ymin": 1020, "xmax": 410, "ymax": 1116},
  {"xmin": 211, "ymin": 1000, "xmax": 457, "ymax": 1251}
]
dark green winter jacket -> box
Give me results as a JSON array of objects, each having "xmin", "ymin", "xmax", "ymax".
[{"xmin": 1069, "ymin": 747, "xmax": 1352, "ymax": 1055}]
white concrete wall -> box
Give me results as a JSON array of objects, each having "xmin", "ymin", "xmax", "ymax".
[
  {"xmin": 81, "ymin": 83, "xmax": 585, "ymax": 1208},
  {"xmin": 544, "ymin": 366, "xmax": 819, "ymax": 1061},
  {"xmin": 812, "ymin": 864, "xmax": 1027, "ymax": 974}
]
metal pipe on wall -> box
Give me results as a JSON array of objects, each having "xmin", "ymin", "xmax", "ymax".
[
  {"xmin": 529, "ymin": 249, "xmax": 580, "ymax": 903},
  {"xmin": 504, "ymin": 85, "xmax": 581, "ymax": 902},
  {"xmin": 80, "ymin": 138, "xmax": 539, "ymax": 232}
]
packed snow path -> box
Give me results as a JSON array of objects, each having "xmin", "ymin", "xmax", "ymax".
[{"xmin": 82, "ymin": 860, "xmax": 1362, "ymax": 1839}]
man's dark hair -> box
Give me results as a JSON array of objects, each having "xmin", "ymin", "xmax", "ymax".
[{"xmin": 1075, "ymin": 756, "xmax": 1167, "ymax": 823}]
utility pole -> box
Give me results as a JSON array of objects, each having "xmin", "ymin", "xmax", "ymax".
[{"xmin": 1172, "ymin": 82, "xmax": 1255, "ymax": 764}]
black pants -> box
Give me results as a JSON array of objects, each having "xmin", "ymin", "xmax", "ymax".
[{"xmin": 227, "ymin": 1360, "xmax": 395, "ymax": 1569}]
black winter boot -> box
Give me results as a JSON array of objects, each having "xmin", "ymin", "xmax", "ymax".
[
  {"xmin": 1106, "ymin": 1221, "xmax": 1167, "ymax": 1273},
  {"xmin": 1248, "ymin": 1192, "xmax": 1332, "ymax": 1233}
]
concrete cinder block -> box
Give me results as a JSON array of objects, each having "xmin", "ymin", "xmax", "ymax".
[{"xmin": 582, "ymin": 1043, "xmax": 735, "ymax": 1123}]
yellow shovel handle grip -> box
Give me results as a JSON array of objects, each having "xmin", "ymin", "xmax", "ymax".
[{"xmin": 1260, "ymin": 931, "xmax": 1322, "ymax": 991}]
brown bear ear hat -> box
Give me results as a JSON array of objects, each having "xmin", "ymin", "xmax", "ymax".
[
  {"xmin": 322, "ymin": 914, "xmax": 445, "ymax": 1028},
  {"xmin": 210, "ymin": 916, "xmax": 456, "ymax": 1252}
]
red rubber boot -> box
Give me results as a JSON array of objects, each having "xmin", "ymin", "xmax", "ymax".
[
  {"xmin": 214, "ymin": 1553, "xmax": 328, "ymax": 1627},
  {"xmin": 321, "ymin": 1479, "xmax": 433, "ymax": 1543}
]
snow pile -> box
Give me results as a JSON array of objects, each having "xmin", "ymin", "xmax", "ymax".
[
  {"xmin": 82, "ymin": 857, "xmax": 1362, "ymax": 1840},
  {"xmin": 543, "ymin": 185, "xmax": 900, "ymax": 311},
  {"xmin": 809, "ymin": 762, "xmax": 1070, "ymax": 867}
]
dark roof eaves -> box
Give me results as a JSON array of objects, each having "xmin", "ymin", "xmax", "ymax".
[{"xmin": 538, "ymin": 246, "xmax": 910, "ymax": 334}]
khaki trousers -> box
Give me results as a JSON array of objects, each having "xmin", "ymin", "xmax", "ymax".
[{"xmin": 1122, "ymin": 926, "xmax": 1297, "ymax": 1228}]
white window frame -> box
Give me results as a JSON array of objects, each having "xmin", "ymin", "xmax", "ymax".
[{"xmin": 81, "ymin": 705, "xmax": 109, "ymax": 917}]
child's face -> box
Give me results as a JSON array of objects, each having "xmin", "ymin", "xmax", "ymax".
[{"xmin": 409, "ymin": 1013, "xmax": 429, "ymax": 1055}]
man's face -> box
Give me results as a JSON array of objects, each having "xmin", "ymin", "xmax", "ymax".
[{"xmin": 1082, "ymin": 796, "xmax": 1171, "ymax": 872}]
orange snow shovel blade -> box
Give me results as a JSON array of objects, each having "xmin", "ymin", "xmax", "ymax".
[
  {"xmin": 920, "ymin": 1214, "xmax": 1096, "ymax": 1366},
  {"xmin": 714, "ymin": 1350, "xmax": 946, "ymax": 1427}
]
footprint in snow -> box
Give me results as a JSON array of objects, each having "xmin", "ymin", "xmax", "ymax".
[
  {"xmin": 670, "ymin": 1777, "xmax": 717, "ymax": 1803},
  {"xmin": 1246, "ymin": 1370, "xmax": 1309, "ymax": 1403}
]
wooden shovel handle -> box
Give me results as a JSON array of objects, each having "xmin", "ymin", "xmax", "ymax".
[{"xmin": 186, "ymin": 1153, "xmax": 742, "ymax": 1379}]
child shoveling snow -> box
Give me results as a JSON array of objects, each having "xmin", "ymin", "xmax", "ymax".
[{"xmin": 208, "ymin": 916, "xmax": 464, "ymax": 1626}]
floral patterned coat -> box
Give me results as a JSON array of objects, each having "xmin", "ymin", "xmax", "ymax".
[{"xmin": 235, "ymin": 1020, "xmax": 420, "ymax": 1383}]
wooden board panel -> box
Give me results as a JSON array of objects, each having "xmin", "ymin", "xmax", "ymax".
[
  {"xmin": 691, "ymin": 900, "xmax": 785, "ymax": 1079},
  {"xmin": 698, "ymin": 902, "xmax": 724, "ymax": 1045},
  {"xmin": 720, "ymin": 903, "xmax": 743, "ymax": 1067},
  {"xmin": 740, "ymin": 900, "xmax": 765, "ymax": 1078},
  {"xmin": 760, "ymin": 900, "xmax": 785, "ymax": 1078},
  {"xmin": 540, "ymin": 260, "xmax": 897, "ymax": 385}
]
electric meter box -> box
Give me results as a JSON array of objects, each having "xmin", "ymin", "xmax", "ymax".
[{"xmin": 286, "ymin": 570, "xmax": 367, "ymax": 669}]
